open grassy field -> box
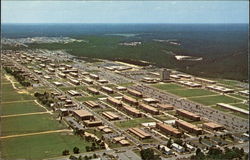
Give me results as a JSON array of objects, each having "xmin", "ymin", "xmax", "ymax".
[
  {"xmin": 115, "ymin": 117, "xmax": 155, "ymax": 129},
  {"xmin": 153, "ymin": 115, "xmax": 173, "ymax": 121},
  {"xmin": 1, "ymin": 101, "xmax": 46, "ymax": 116},
  {"xmin": 1, "ymin": 132, "xmax": 92, "ymax": 160},
  {"xmin": 151, "ymin": 83, "xmax": 185, "ymax": 91},
  {"xmin": 228, "ymin": 93, "xmax": 249, "ymax": 100},
  {"xmin": 1, "ymin": 114, "xmax": 65, "ymax": 136},
  {"xmin": 189, "ymin": 95, "xmax": 241, "ymax": 106},
  {"xmin": 166, "ymin": 88, "xmax": 217, "ymax": 97}
]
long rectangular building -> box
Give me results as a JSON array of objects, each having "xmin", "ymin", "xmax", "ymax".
[
  {"xmin": 203, "ymin": 122, "xmax": 224, "ymax": 131},
  {"xmin": 206, "ymin": 85, "xmax": 234, "ymax": 93},
  {"xmin": 157, "ymin": 104, "xmax": 174, "ymax": 110},
  {"xmin": 138, "ymin": 103, "xmax": 159, "ymax": 115},
  {"xmin": 84, "ymin": 101, "xmax": 99, "ymax": 108},
  {"xmin": 87, "ymin": 87, "xmax": 99, "ymax": 95},
  {"xmin": 101, "ymin": 86, "xmax": 114, "ymax": 94},
  {"xmin": 175, "ymin": 120, "xmax": 202, "ymax": 135},
  {"xmin": 72, "ymin": 110, "xmax": 94, "ymax": 120},
  {"xmin": 122, "ymin": 105, "xmax": 142, "ymax": 117},
  {"xmin": 128, "ymin": 128, "xmax": 151, "ymax": 139},
  {"xmin": 107, "ymin": 97, "xmax": 122, "ymax": 107},
  {"xmin": 176, "ymin": 109, "xmax": 200, "ymax": 121},
  {"xmin": 122, "ymin": 95, "xmax": 138, "ymax": 105},
  {"xmin": 156, "ymin": 123, "xmax": 181, "ymax": 138},
  {"xmin": 217, "ymin": 103, "xmax": 249, "ymax": 115},
  {"xmin": 127, "ymin": 89, "xmax": 143, "ymax": 98},
  {"xmin": 102, "ymin": 111, "xmax": 120, "ymax": 121}
]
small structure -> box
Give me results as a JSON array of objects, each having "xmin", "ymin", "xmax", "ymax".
[
  {"xmin": 87, "ymin": 87, "xmax": 99, "ymax": 95},
  {"xmin": 203, "ymin": 122, "xmax": 224, "ymax": 131},
  {"xmin": 84, "ymin": 101, "xmax": 99, "ymax": 108},
  {"xmin": 171, "ymin": 143, "xmax": 185, "ymax": 153},
  {"xmin": 127, "ymin": 89, "xmax": 143, "ymax": 98},
  {"xmin": 102, "ymin": 111, "xmax": 120, "ymax": 121}
]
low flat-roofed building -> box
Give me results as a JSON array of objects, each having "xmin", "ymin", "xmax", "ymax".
[
  {"xmin": 156, "ymin": 123, "xmax": 181, "ymax": 138},
  {"xmin": 119, "ymin": 139, "xmax": 130, "ymax": 146},
  {"xmin": 170, "ymin": 75, "xmax": 181, "ymax": 79},
  {"xmin": 157, "ymin": 104, "xmax": 174, "ymax": 110},
  {"xmin": 122, "ymin": 104, "xmax": 142, "ymax": 117},
  {"xmin": 34, "ymin": 70, "xmax": 42, "ymax": 75},
  {"xmin": 217, "ymin": 103, "xmax": 249, "ymax": 115},
  {"xmin": 72, "ymin": 110, "xmax": 93, "ymax": 120},
  {"xmin": 178, "ymin": 74, "xmax": 192, "ymax": 79},
  {"xmin": 128, "ymin": 127, "xmax": 151, "ymax": 139},
  {"xmin": 101, "ymin": 86, "xmax": 114, "ymax": 94},
  {"xmin": 82, "ymin": 72, "xmax": 89, "ymax": 75},
  {"xmin": 122, "ymin": 95, "xmax": 138, "ymax": 105},
  {"xmin": 116, "ymin": 86, "xmax": 127, "ymax": 91},
  {"xmin": 138, "ymin": 103, "xmax": 160, "ymax": 115},
  {"xmin": 102, "ymin": 111, "xmax": 120, "ymax": 120},
  {"xmin": 175, "ymin": 120, "xmax": 202, "ymax": 135},
  {"xmin": 48, "ymin": 67, "xmax": 55, "ymax": 72},
  {"xmin": 53, "ymin": 81, "xmax": 63, "ymax": 86},
  {"xmin": 83, "ymin": 78, "xmax": 94, "ymax": 84},
  {"xmin": 176, "ymin": 109, "xmax": 200, "ymax": 121},
  {"xmin": 65, "ymin": 99, "xmax": 73, "ymax": 104},
  {"xmin": 203, "ymin": 122, "xmax": 224, "ymax": 131},
  {"xmin": 127, "ymin": 89, "xmax": 143, "ymax": 98},
  {"xmin": 83, "ymin": 120, "xmax": 102, "ymax": 127},
  {"xmin": 159, "ymin": 145, "xmax": 172, "ymax": 155},
  {"xmin": 89, "ymin": 73, "xmax": 99, "ymax": 80},
  {"xmin": 59, "ymin": 108, "xmax": 69, "ymax": 116},
  {"xmin": 238, "ymin": 90, "xmax": 249, "ymax": 96},
  {"xmin": 97, "ymin": 79, "xmax": 108, "ymax": 84},
  {"xmin": 177, "ymin": 81, "xmax": 202, "ymax": 88},
  {"xmin": 143, "ymin": 98, "xmax": 159, "ymax": 104},
  {"xmin": 64, "ymin": 103, "xmax": 77, "ymax": 108},
  {"xmin": 107, "ymin": 97, "xmax": 122, "ymax": 107},
  {"xmin": 68, "ymin": 90, "xmax": 81, "ymax": 96},
  {"xmin": 58, "ymin": 72, "xmax": 66, "ymax": 78},
  {"xmin": 57, "ymin": 95, "xmax": 67, "ymax": 101},
  {"xmin": 84, "ymin": 101, "xmax": 99, "ymax": 108},
  {"xmin": 43, "ymin": 75, "xmax": 51, "ymax": 79},
  {"xmin": 69, "ymin": 79, "xmax": 80, "ymax": 85},
  {"xmin": 206, "ymin": 85, "xmax": 234, "ymax": 93},
  {"xmin": 87, "ymin": 87, "xmax": 99, "ymax": 95},
  {"xmin": 39, "ymin": 64, "xmax": 46, "ymax": 68},
  {"xmin": 195, "ymin": 77, "xmax": 216, "ymax": 84},
  {"xmin": 141, "ymin": 77, "xmax": 158, "ymax": 83},
  {"xmin": 171, "ymin": 143, "xmax": 185, "ymax": 153},
  {"xmin": 69, "ymin": 72, "xmax": 78, "ymax": 77}
]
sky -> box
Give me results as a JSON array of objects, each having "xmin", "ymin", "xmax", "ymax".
[{"xmin": 1, "ymin": 1, "xmax": 249, "ymax": 24}]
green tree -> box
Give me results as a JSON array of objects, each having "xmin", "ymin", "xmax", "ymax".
[
  {"xmin": 62, "ymin": 149, "xmax": 70, "ymax": 156},
  {"xmin": 73, "ymin": 147, "xmax": 80, "ymax": 154}
]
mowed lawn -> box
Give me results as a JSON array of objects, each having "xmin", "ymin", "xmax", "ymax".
[
  {"xmin": 166, "ymin": 88, "xmax": 217, "ymax": 97},
  {"xmin": 1, "ymin": 132, "xmax": 92, "ymax": 160},
  {"xmin": 1, "ymin": 101, "xmax": 46, "ymax": 116},
  {"xmin": 115, "ymin": 117, "xmax": 155, "ymax": 129},
  {"xmin": 1, "ymin": 114, "xmax": 66, "ymax": 136},
  {"xmin": 189, "ymin": 95, "xmax": 241, "ymax": 106},
  {"xmin": 151, "ymin": 83, "xmax": 185, "ymax": 90}
]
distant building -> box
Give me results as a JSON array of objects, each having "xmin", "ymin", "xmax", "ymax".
[{"xmin": 161, "ymin": 69, "xmax": 170, "ymax": 81}]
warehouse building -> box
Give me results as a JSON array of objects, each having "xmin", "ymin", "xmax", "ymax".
[
  {"xmin": 67, "ymin": 90, "xmax": 81, "ymax": 96},
  {"xmin": 72, "ymin": 110, "xmax": 94, "ymax": 121},
  {"xmin": 138, "ymin": 103, "xmax": 160, "ymax": 115},
  {"xmin": 127, "ymin": 89, "xmax": 143, "ymax": 98},
  {"xmin": 177, "ymin": 81, "xmax": 202, "ymax": 88},
  {"xmin": 143, "ymin": 98, "xmax": 159, "ymax": 104},
  {"xmin": 101, "ymin": 86, "xmax": 114, "ymax": 94},
  {"xmin": 83, "ymin": 120, "xmax": 102, "ymax": 127},
  {"xmin": 157, "ymin": 104, "xmax": 174, "ymax": 110},
  {"xmin": 128, "ymin": 127, "xmax": 151, "ymax": 139},
  {"xmin": 195, "ymin": 77, "xmax": 216, "ymax": 84},
  {"xmin": 203, "ymin": 122, "xmax": 224, "ymax": 131},
  {"xmin": 97, "ymin": 79, "xmax": 108, "ymax": 84},
  {"xmin": 206, "ymin": 85, "xmax": 234, "ymax": 93},
  {"xmin": 83, "ymin": 78, "xmax": 94, "ymax": 84},
  {"xmin": 84, "ymin": 101, "xmax": 99, "ymax": 108},
  {"xmin": 107, "ymin": 97, "xmax": 122, "ymax": 107},
  {"xmin": 58, "ymin": 72, "xmax": 66, "ymax": 78},
  {"xmin": 116, "ymin": 86, "xmax": 127, "ymax": 91},
  {"xmin": 69, "ymin": 79, "xmax": 80, "ymax": 85},
  {"xmin": 176, "ymin": 109, "xmax": 200, "ymax": 121},
  {"xmin": 89, "ymin": 73, "xmax": 99, "ymax": 80},
  {"xmin": 122, "ymin": 95, "xmax": 138, "ymax": 105},
  {"xmin": 87, "ymin": 87, "xmax": 100, "ymax": 95},
  {"xmin": 122, "ymin": 104, "xmax": 142, "ymax": 117},
  {"xmin": 102, "ymin": 111, "xmax": 120, "ymax": 121},
  {"xmin": 175, "ymin": 120, "xmax": 202, "ymax": 135},
  {"xmin": 217, "ymin": 103, "xmax": 249, "ymax": 115},
  {"xmin": 156, "ymin": 123, "xmax": 181, "ymax": 138}
]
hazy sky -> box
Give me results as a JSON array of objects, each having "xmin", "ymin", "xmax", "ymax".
[{"xmin": 2, "ymin": 1, "xmax": 249, "ymax": 24}]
